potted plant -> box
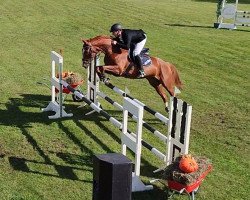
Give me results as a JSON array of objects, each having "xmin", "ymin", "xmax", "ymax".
[{"xmin": 214, "ymin": 0, "xmax": 225, "ymax": 28}]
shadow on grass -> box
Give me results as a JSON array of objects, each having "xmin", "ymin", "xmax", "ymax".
[
  {"xmin": 2, "ymin": 93, "xmax": 168, "ymax": 185},
  {"xmin": 71, "ymin": 112, "xmax": 163, "ymax": 179},
  {"xmin": 165, "ymin": 23, "xmax": 214, "ymax": 29},
  {"xmin": 1, "ymin": 94, "xmax": 93, "ymax": 182},
  {"xmin": 8, "ymin": 156, "xmax": 92, "ymax": 182}
]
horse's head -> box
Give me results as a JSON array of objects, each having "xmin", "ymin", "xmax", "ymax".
[
  {"xmin": 81, "ymin": 39, "xmax": 99, "ymax": 68},
  {"xmin": 81, "ymin": 35, "xmax": 112, "ymax": 68}
]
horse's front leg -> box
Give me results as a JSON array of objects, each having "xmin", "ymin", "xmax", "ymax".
[
  {"xmin": 96, "ymin": 65, "xmax": 122, "ymax": 81},
  {"xmin": 96, "ymin": 66, "xmax": 106, "ymax": 81}
]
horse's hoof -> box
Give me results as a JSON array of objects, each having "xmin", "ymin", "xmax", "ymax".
[
  {"xmin": 103, "ymin": 78, "xmax": 110, "ymax": 84},
  {"xmin": 165, "ymin": 107, "xmax": 169, "ymax": 113},
  {"xmin": 99, "ymin": 77, "xmax": 104, "ymax": 82}
]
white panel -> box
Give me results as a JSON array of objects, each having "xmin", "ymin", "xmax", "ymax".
[
  {"xmin": 51, "ymin": 77, "xmax": 60, "ymax": 89},
  {"xmin": 123, "ymin": 97, "xmax": 143, "ymax": 118},
  {"xmin": 121, "ymin": 133, "xmax": 137, "ymax": 153},
  {"xmin": 221, "ymin": 4, "xmax": 236, "ymax": 19}
]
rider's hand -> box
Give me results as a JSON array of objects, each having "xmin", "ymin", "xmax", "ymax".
[{"xmin": 112, "ymin": 40, "xmax": 117, "ymax": 45}]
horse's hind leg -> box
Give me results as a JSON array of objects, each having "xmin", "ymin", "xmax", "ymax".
[
  {"xmin": 147, "ymin": 78, "xmax": 169, "ymax": 112},
  {"xmin": 159, "ymin": 62, "xmax": 180, "ymax": 97},
  {"xmin": 161, "ymin": 77, "xmax": 175, "ymax": 97}
]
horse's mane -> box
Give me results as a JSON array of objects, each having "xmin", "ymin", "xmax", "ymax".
[
  {"xmin": 86, "ymin": 35, "xmax": 112, "ymax": 48},
  {"xmin": 90, "ymin": 35, "xmax": 111, "ymax": 42},
  {"xmin": 95, "ymin": 35, "xmax": 111, "ymax": 39}
]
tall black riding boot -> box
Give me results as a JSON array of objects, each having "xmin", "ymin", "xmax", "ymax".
[{"xmin": 134, "ymin": 55, "xmax": 145, "ymax": 78}]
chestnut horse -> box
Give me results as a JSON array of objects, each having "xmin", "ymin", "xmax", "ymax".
[{"xmin": 81, "ymin": 35, "xmax": 183, "ymax": 111}]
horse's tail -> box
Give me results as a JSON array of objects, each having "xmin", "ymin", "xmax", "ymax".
[{"xmin": 170, "ymin": 64, "xmax": 183, "ymax": 90}]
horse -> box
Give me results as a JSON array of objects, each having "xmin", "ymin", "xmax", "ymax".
[{"xmin": 81, "ymin": 35, "xmax": 183, "ymax": 112}]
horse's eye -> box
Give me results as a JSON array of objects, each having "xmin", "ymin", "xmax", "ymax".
[{"xmin": 84, "ymin": 46, "xmax": 90, "ymax": 50}]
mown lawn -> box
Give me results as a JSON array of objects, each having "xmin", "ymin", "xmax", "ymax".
[{"xmin": 0, "ymin": 0, "xmax": 249, "ymax": 200}]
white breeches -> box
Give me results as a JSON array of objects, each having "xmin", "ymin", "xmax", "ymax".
[{"xmin": 129, "ymin": 35, "xmax": 147, "ymax": 57}]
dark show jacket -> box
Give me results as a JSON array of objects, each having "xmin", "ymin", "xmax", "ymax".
[{"xmin": 115, "ymin": 29, "xmax": 146, "ymax": 50}]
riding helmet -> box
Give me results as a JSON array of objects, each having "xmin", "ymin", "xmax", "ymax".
[{"xmin": 110, "ymin": 23, "xmax": 122, "ymax": 32}]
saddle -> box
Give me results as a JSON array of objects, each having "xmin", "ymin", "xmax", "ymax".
[
  {"xmin": 128, "ymin": 48, "xmax": 152, "ymax": 66},
  {"xmin": 139, "ymin": 48, "xmax": 152, "ymax": 66}
]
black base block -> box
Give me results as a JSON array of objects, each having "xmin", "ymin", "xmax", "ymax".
[{"xmin": 92, "ymin": 153, "xmax": 132, "ymax": 200}]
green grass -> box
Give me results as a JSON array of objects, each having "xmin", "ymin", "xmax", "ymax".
[{"xmin": 0, "ymin": 0, "xmax": 249, "ymax": 199}]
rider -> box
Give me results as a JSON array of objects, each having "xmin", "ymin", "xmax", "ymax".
[{"xmin": 110, "ymin": 23, "xmax": 147, "ymax": 78}]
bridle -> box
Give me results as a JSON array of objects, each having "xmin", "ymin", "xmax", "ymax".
[{"xmin": 82, "ymin": 43, "xmax": 101, "ymax": 65}]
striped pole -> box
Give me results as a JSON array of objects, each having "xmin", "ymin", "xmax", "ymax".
[
  {"xmin": 237, "ymin": 11, "xmax": 250, "ymax": 14},
  {"xmin": 104, "ymin": 82, "xmax": 169, "ymax": 125},
  {"xmin": 61, "ymin": 80, "xmax": 121, "ymax": 129},
  {"xmin": 235, "ymin": 24, "xmax": 250, "ymax": 27},
  {"xmin": 97, "ymin": 91, "xmax": 168, "ymax": 143}
]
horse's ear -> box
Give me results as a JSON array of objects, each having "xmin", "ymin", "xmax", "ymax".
[{"xmin": 81, "ymin": 38, "xmax": 88, "ymax": 44}]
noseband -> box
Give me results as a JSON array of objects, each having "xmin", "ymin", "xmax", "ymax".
[{"xmin": 82, "ymin": 44, "xmax": 100, "ymax": 63}]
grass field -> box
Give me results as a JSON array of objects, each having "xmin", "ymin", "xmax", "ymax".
[{"xmin": 0, "ymin": 0, "xmax": 249, "ymax": 199}]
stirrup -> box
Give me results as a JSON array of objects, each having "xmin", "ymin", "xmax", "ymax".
[
  {"xmin": 137, "ymin": 70, "xmax": 145, "ymax": 78},
  {"xmin": 103, "ymin": 77, "xmax": 110, "ymax": 84}
]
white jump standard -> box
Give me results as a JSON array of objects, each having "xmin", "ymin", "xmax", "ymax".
[
  {"xmin": 215, "ymin": 0, "xmax": 250, "ymax": 29},
  {"xmin": 42, "ymin": 51, "xmax": 73, "ymax": 119},
  {"xmin": 121, "ymin": 96, "xmax": 192, "ymax": 191},
  {"xmin": 122, "ymin": 97, "xmax": 153, "ymax": 191}
]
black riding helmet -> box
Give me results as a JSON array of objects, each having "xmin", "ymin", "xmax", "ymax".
[{"xmin": 110, "ymin": 23, "xmax": 122, "ymax": 32}]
